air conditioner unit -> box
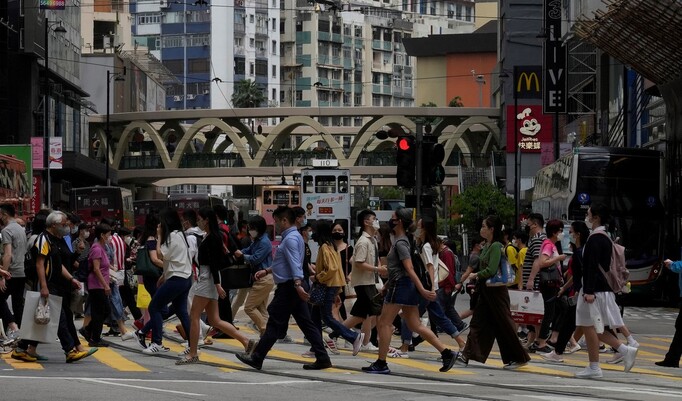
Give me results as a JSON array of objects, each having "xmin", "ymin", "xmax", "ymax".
[
  {"xmin": 173, "ymin": 95, "xmax": 183, "ymax": 101},
  {"xmin": 186, "ymin": 94, "xmax": 196, "ymax": 100},
  {"xmin": 159, "ymin": 0, "xmax": 169, "ymax": 8}
]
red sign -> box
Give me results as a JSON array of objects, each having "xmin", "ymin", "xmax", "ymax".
[
  {"xmin": 506, "ymin": 105, "xmax": 553, "ymax": 153},
  {"xmin": 32, "ymin": 175, "xmax": 42, "ymax": 214}
]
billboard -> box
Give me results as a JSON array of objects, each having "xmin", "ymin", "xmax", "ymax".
[
  {"xmin": 513, "ymin": 66, "xmax": 542, "ymax": 100},
  {"xmin": 506, "ymin": 105, "xmax": 554, "ymax": 154},
  {"xmin": 543, "ymin": 0, "xmax": 567, "ymax": 113},
  {"xmin": 0, "ymin": 145, "xmax": 33, "ymax": 189}
]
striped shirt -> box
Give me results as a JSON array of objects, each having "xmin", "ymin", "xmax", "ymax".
[
  {"xmin": 35, "ymin": 232, "xmax": 62, "ymax": 284},
  {"xmin": 522, "ymin": 231, "xmax": 546, "ymax": 289}
]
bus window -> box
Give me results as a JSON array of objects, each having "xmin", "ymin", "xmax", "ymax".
[
  {"xmin": 315, "ymin": 176, "xmax": 336, "ymax": 193},
  {"xmin": 303, "ymin": 176, "xmax": 314, "ymax": 193},
  {"xmin": 338, "ymin": 176, "xmax": 349, "ymax": 193},
  {"xmin": 292, "ymin": 191, "xmax": 300, "ymax": 205},
  {"xmin": 264, "ymin": 190, "xmax": 272, "ymax": 204}
]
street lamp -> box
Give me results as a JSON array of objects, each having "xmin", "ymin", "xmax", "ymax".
[
  {"xmin": 43, "ymin": 18, "xmax": 66, "ymax": 209},
  {"xmin": 106, "ymin": 68, "xmax": 126, "ymax": 186}
]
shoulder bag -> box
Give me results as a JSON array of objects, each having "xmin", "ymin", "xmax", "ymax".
[{"xmin": 134, "ymin": 245, "xmax": 161, "ymax": 278}]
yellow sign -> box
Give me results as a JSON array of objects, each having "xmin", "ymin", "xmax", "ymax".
[{"xmin": 517, "ymin": 72, "xmax": 540, "ymax": 93}]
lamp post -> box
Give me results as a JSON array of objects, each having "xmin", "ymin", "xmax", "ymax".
[
  {"xmin": 43, "ymin": 18, "xmax": 66, "ymax": 209},
  {"xmin": 106, "ymin": 69, "xmax": 126, "ymax": 186}
]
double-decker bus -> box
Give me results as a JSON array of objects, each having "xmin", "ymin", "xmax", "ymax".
[
  {"xmin": 0, "ymin": 154, "xmax": 32, "ymax": 221},
  {"xmin": 70, "ymin": 186, "xmax": 134, "ymax": 228},
  {"xmin": 168, "ymin": 193, "xmax": 223, "ymax": 215},
  {"xmin": 532, "ymin": 147, "xmax": 665, "ymax": 297},
  {"xmin": 257, "ymin": 184, "xmax": 301, "ymax": 240},
  {"xmin": 301, "ymin": 163, "xmax": 352, "ymax": 260},
  {"xmin": 133, "ymin": 199, "xmax": 169, "ymax": 226}
]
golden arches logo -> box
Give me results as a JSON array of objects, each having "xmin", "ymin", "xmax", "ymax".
[{"xmin": 516, "ymin": 72, "xmax": 540, "ymax": 93}]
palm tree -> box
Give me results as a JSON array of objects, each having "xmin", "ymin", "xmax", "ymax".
[{"xmin": 231, "ymin": 79, "xmax": 266, "ymax": 108}]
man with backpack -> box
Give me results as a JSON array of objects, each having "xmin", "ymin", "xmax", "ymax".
[
  {"xmin": 0, "ymin": 204, "xmax": 27, "ymax": 343},
  {"xmin": 575, "ymin": 203, "xmax": 638, "ymax": 378},
  {"xmin": 437, "ymin": 241, "xmax": 467, "ymax": 334}
]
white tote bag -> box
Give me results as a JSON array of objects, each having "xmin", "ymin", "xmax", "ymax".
[{"xmin": 20, "ymin": 291, "xmax": 62, "ymax": 343}]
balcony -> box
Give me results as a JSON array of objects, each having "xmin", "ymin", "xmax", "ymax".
[
  {"xmin": 234, "ymin": 23, "xmax": 245, "ymax": 35},
  {"xmin": 234, "ymin": 46, "xmax": 245, "ymax": 56},
  {"xmin": 319, "ymin": 31, "xmax": 331, "ymax": 42}
]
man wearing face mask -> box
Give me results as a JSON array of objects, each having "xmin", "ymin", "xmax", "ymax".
[
  {"xmin": 0, "ymin": 203, "xmax": 27, "ymax": 343},
  {"xmin": 12, "ymin": 211, "xmax": 93, "ymax": 363},
  {"xmin": 234, "ymin": 215, "xmax": 274, "ymax": 335}
]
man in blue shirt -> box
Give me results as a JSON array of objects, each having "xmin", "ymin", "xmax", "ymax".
[
  {"xmin": 656, "ymin": 258, "xmax": 682, "ymax": 368},
  {"xmin": 236, "ymin": 206, "xmax": 331, "ymax": 370}
]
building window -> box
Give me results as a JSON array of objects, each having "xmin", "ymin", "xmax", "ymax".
[
  {"xmin": 465, "ymin": 6, "xmax": 473, "ymax": 22},
  {"xmin": 137, "ymin": 13, "xmax": 162, "ymax": 25},
  {"xmin": 272, "ymin": 64, "xmax": 277, "ymax": 78},
  {"xmin": 249, "ymin": 62, "xmax": 255, "ymax": 76},
  {"xmin": 163, "ymin": 60, "xmax": 184, "ymax": 74},
  {"xmin": 271, "ymin": 40, "xmax": 277, "ymax": 54},
  {"xmin": 250, "ymin": 38, "xmax": 255, "ymax": 48},
  {"xmin": 255, "ymin": 60, "xmax": 267, "ymax": 76},
  {"xmin": 296, "ymin": 90, "xmax": 303, "ymax": 101},
  {"xmin": 255, "ymin": 40, "xmax": 264, "ymax": 50},
  {"xmin": 280, "ymin": 19, "xmax": 285, "ymax": 33},
  {"xmin": 162, "ymin": 35, "xmax": 184, "ymax": 48},
  {"xmin": 249, "ymin": 14, "xmax": 254, "ymax": 23},
  {"xmin": 235, "ymin": 37, "xmax": 243, "ymax": 47},
  {"xmin": 272, "ymin": 18, "xmax": 277, "ymax": 30},
  {"xmin": 234, "ymin": 58, "xmax": 246, "ymax": 74},
  {"xmin": 354, "ymin": 26, "xmax": 362, "ymax": 37},
  {"xmin": 189, "ymin": 59, "xmax": 209, "ymax": 73},
  {"xmin": 271, "ymin": 88, "xmax": 276, "ymax": 100},
  {"xmin": 354, "ymin": 94, "xmax": 362, "ymax": 105}
]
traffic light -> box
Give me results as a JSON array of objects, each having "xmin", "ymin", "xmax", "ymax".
[
  {"xmin": 422, "ymin": 136, "xmax": 445, "ymax": 187},
  {"xmin": 396, "ymin": 135, "xmax": 416, "ymax": 188}
]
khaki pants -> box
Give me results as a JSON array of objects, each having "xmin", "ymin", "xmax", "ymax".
[
  {"xmin": 230, "ymin": 288, "xmax": 250, "ymax": 318},
  {"xmin": 243, "ymin": 274, "xmax": 274, "ymax": 333}
]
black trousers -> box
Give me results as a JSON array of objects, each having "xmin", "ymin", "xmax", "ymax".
[
  {"xmin": 554, "ymin": 302, "xmax": 577, "ymax": 355},
  {"xmin": 539, "ymin": 285, "xmax": 558, "ymax": 339},
  {"xmin": 119, "ymin": 284, "xmax": 142, "ymax": 321},
  {"xmin": 0, "ymin": 277, "xmax": 26, "ymax": 326},
  {"xmin": 664, "ymin": 305, "xmax": 682, "ymax": 363},
  {"xmin": 217, "ymin": 270, "xmax": 234, "ymax": 324},
  {"xmin": 85, "ymin": 288, "xmax": 111, "ymax": 341},
  {"xmin": 463, "ymin": 283, "xmax": 531, "ymax": 365},
  {"xmin": 251, "ymin": 281, "xmax": 329, "ymax": 364}
]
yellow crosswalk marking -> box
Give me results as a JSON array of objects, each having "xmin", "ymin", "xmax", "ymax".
[
  {"xmin": 1, "ymin": 353, "xmax": 43, "ymax": 370},
  {"xmin": 91, "ymin": 347, "xmax": 149, "ymax": 372},
  {"xmin": 379, "ymin": 355, "xmax": 474, "ymax": 375},
  {"xmin": 165, "ymin": 341, "xmax": 241, "ymax": 371}
]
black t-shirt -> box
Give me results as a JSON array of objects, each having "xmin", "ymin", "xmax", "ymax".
[
  {"xmin": 340, "ymin": 246, "xmax": 353, "ymax": 277},
  {"xmin": 33, "ymin": 232, "xmax": 64, "ymax": 286},
  {"xmin": 302, "ymin": 243, "xmax": 312, "ymax": 280}
]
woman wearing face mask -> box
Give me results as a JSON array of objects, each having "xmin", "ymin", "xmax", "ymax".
[
  {"xmin": 332, "ymin": 222, "xmax": 353, "ymax": 323},
  {"xmin": 71, "ymin": 223, "xmax": 91, "ymax": 318},
  {"xmin": 81, "ymin": 224, "xmax": 113, "ymax": 347},
  {"xmin": 177, "ymin": 207, "xmax": 255, "ymax": 364},
  {"xmin": 234, "ymin": 215, "xmax": 274, "ymax": 335}
]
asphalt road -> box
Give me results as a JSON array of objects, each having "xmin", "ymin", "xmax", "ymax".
[{"xmin": 1, "ymin": 294, "xmax": 680, "ymax": 401}]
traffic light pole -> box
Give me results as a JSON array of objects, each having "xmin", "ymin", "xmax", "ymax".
[{"xmin": 415, "ymin": 121, "xmax": 424, "ymax": 220}]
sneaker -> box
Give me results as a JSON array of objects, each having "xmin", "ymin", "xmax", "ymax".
[
  {"xmin": 175, "ymin": 355, "xmax": 199, "ymax": 365},
  {"xmin": 103, "ymin": 329, "xmax": 121, "ymax": 337},
  {"xmin": 623, "ymin": 346, "xmax": 638, "ymax": 372},
  {"xmin": 628, "ymin": 340, "xmax": 640, "ymax": 348},
  {"xmin": 302, "ymin": 359, "xmax": 333, "ymax": 370},
  {"xmin": 142, "ymin": 343, "xmax": 170, "ymax": 355},
  {"xmin": 528, "ymin": 343, "xmax": 553, "ymax": 353},
  {"xmin": 454, "ymin": 352, "xmax": 469, "ymax": 367},
  {"xmin": 206, "ymin": 327, "xmax": 219, "ymax": 338},
  {"xmin": 566, "ymin": 343, "xmax": 581, "ymax": 354},
  {"xmin": 277, "ymin": 335, "xmax": 294, "ymax": 344},
  {"xmin": 301, "ymin": 350, "xmax": 315, "ymax": 358},
  {"xmin": 352, "ymin": 333, "xmax": 365, "ymax": 356},
  {"xmin": 540, "ymin": 350, "xmax": 564, "ymax": 363},
  {"xmin": 245, "ymin": 339, "xmax": 258, "ymax": 355},
  {"xmin": 457, "ymin": 322, "xmax": 469, "ymax": 334},
  {"xmin": 134, "ymin": 330, "xmax": 147, "ymax": 349},
  {"xmin": 245, "ymin": 321, "xmax": 260, "ymax": 333},
  {"xmin": 133, "ymin": 319, "xmax": 144, "ymax": 331},
  {"xmin": 439, "ymin": 349, "xmax": 457, "ymax": 372},
  {"xmin": 11, "ymin": 349, "xmax": 37, "ymax": 362},
  {"xmin": 360, "ymin": 343, "xmax": 379, "ymax": 352},
  {"xmin": 235, "ymin": 352, "xmax": 263, "ymax": 370},
  {"xmin": 411, "ymin": 335, "xmax": 424, "ymax": 349},
  {"xmin": 121, "ymin": 332, "xmax": 136, "ymax": 341},
  {"xmin": 578, "ymin": 338, "xmax": 588, "ymax": 349},
  {"xmin": 503, "ymin": 361, "xmax": 528, "ymax": 370},
  {"xmin": 65, "ymin": 349, "xmax": 91, "ymax": 363},
  {"xmin": 362, "ymin": 361, "xmax": 391, "ymax": 374},
  {"xmin": 655, "ymin": 360, "xmax": 680, "ymax": 368},
  {"xmin": 85, "ymin": 348, "xmax": 99, "ymax": 357},
  {"xmin": 387, "ymin": 348, "xmax": 409, "ymax": 358},
  {"xmin": 323, "ymin": 336, "xmax": 340, "ymax": 355},
  {"xmin": 28, "ymin": 352, "xmax": 49, "ymax": 361},
  {"xmin": 575, "ymin": 367, "xmax": 603, "ymax": 378},
  {"xmin": 599, "ymin": 344, "xmax": 608, "ymax": 353},
  {"xmin": 606, "ymin": 352, "xmax": 624, "ymax": 364}
]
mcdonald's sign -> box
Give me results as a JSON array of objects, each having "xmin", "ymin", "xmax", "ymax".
[{"xmin": 514, "ymin": 66, "xmax": 542, "ymax": 99}]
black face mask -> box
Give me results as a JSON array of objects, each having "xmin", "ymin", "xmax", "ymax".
[
  {"xmin": 388, "ymin": 219, "xmax": 397, "ymax": 231},
  {"xmin": 332, "ymin": 232, "xmax": 345, "ymax": 241}
]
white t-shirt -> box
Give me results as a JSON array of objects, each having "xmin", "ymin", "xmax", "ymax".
[
  {"xmin": 159, "ymin": 230, "xmax": 192, "ymax": 281},
  {"xmin": 420, "ymin": 242, "xmax": 440, "ymax": 291}
]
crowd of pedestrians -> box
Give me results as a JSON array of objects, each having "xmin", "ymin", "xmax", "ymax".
[{"xmin": 0, "ymin": 199, "xmax": 675, "ymax": 379}]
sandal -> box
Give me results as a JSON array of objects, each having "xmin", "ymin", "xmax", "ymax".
[{"xmin": 175, "ymin": 355, "xmax": 199, "ymax": 365}]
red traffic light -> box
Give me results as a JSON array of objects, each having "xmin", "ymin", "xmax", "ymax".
[{"xmin": 398, "ymin": 137, "xmax": 412, "ymax": 151}]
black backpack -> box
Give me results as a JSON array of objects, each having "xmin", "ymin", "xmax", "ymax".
[
  {"xmin": 398, "ymin": 236, "xmax": 432, "ymax": 290},
  {"xmin": 24, "ymin": 234, "xmax": 39, "ymax": 282}
]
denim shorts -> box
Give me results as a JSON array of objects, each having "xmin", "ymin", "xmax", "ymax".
[{"xmin": 384, "ymin": 276, "xmax": 419, "ymax": 306}]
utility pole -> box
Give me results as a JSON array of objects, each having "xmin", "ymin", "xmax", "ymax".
[{"xmin": 415, "ymin": 120, "xmax": 424, "ymax": 219}]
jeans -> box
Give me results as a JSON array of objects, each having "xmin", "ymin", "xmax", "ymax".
[
  {"xmin": 141, "ymin": 276, "xmax": 191, "ymax": 345},
  {"xmin": 321, "ymin": 286, "xmax": 358, "ymax": 344},
  {"xmin": 401, "ymin": 297, "xmax": 460, "ymax": 344},
  {"xmin": 436, "ymin": 288, "xmax": 465, "ymax": 331},
  {"xmin": 0, "ymin": 277, "xmax": 25, "ymax": 326}
]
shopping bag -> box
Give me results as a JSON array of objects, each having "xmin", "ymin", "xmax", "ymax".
[
  {"xmin": 508, "ymin": 290, "xmax": 544, "ymax": 325},
  {"xmin": 136, "ymin": 281, "xmax": 152, "ymax": 309},
  {"xmin": 20, "ymin": 291, "xmax": 62, "ymax": 343}
]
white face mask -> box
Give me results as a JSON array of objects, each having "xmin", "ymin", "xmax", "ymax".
[
  {"xmin": 70, "ymin": 226, "xmax": 78, "ymax": 235},
  {"xmin": 414, "ymin": 228, "xmax": 422, "ymax": 239},
  {"xmin": 557, "ymin": 232, "xmax": 565, "ymax": 241},
  {"xmin": 84, "ymin": 231, "xmax": 90, "ymax": 240},
  {"xmin": 372, "ymin": 220, "xmax": 380, "ymax": 230},
  {"xmin": 511, "ymin": 239, "xmax": 517, "ymax": 247},
  {"xmin": 569, "ymin": 233, "xmax": 575, "ymax": 243},
  {"xmin": 249, "ymin": 229, "xmax": 258, "ymax": 238}
]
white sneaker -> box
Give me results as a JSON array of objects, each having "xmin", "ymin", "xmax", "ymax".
[
  {"xmin": 606, "ymin": 352, "xmax": 624, "ymax": 364},
  {"xmin": 540, "ymin": 350, "xmax": 564, "ymax": 363},
  {"xmin": 578, "ymin": 338, "xmax": 587, "ymax": 349},
  {"xmin": 142, "ymin": 343, "xmax": 170, "ymax": 355},
  {"xmin": 352, "ymin": 333, "xmax": 365, "ymax": 356},
  {"xmin": 628, "ymin": 340, "xmax": 640, "ymax": 348},
  {"xmin": 575, "ymin": 367, "xmax": 603, "ymax": 378},
  {"xmin": 566, "ymin": 343, "xmax": 581, "ymax": 354},
  {"xmin": 360, "ymin": 343, "xmax": 379, "ymax": 352},
  {"xmin": 121, "ymin": 332, "xmax": 136, "ymax": 341},
  {"xmin": 623, "ymin": 346, "xmax": 638, "ymax": 372}
]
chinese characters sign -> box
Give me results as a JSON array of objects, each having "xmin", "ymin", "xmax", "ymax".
[
  {"xmin": 506, "ymin": 105, "xmax": 554, "ymax": 153},
  {"xmin": 49, "ymin": 137, "xmax": 62, "ymax": 169}
]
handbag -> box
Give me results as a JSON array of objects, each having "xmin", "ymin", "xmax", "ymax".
[
  {"xmin": 486, "ymin": 245, "xmax": 516, "ymax": 287},
  {"xmin": 221, "ymin": 264, "xmax": 253, "ymax": 289},
  {"xmin": 34, "ymin": 297, "xmax": 50, "ymax": 325},
  {"xmin": 539, "ymin": 265, "xmax": 562, "ymax": 287},
  {"xmin": 308, "ymin": 281, "xmax": 327, "ymax": 306},
  {"xmin": 134, "ymin": 246, "xmax": 161, "ymax": 278},
  {"xmin": 437, "ymin": 259, "xmax": 450, "ymax": 285}
]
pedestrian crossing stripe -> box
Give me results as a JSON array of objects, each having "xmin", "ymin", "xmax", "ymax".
[
  {"xmin": 377, "ymin": 355, "xmax": 474, "ymax": 375},
  {"xmin": 637, "ymin": 342, "xmax": 671, "ymax": 352},
  {"xmin": 163, "ymin": 341, "xmax": 240, "ymax": 371},
  {"xmin": 91, "ymin": 347, "xmax": 149, "ymax": 372},
  {"xmin": 1, "ymin": 353, "xmax": 43, "ymax": 370},
  {"xmin": 483, "ymin": 359, "xmax": 573, "ymax": 377}
]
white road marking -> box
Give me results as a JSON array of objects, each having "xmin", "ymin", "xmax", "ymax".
[
  {"xmin": 0, "ymin": 375, "xmax": 319, "ymax": 386},
  {"xmin": 349, "ymin": 380, "xmax": 472, "ymax": 386},
  {"xmin": 80, "ymin": 378, "xmax": 206, "ymax": 397}
]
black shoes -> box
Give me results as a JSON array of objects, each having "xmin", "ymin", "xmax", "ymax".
[
  {"xmin": 302, "ymin": 359, "xmax": 333, "ymax": 370},
  {"xmin": 236, "ymin": 352, "xmax": 263, "ymax": 370},
  {"xmin": 439, "ymin": 349, "xmax": 457, "ymax": 372},
  {"xmin": 655, "ymin": 360, "xmax": 679, "ymax": 368}
]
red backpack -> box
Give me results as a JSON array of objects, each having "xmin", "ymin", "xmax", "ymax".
[{"xmin": 438, "ymin": 246, "xmax": 458, "ymax": 292}]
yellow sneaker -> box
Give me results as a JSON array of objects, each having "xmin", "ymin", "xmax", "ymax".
[
  {"xmin": 11, "ymin": 349, "xmax": 37, "ymax": 362},
  {"xmin": 65, "ymin": 349, "xmax": 90, "ymax": 363}
]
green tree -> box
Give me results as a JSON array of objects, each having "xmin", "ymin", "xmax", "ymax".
[
  {"xmin": 231, "ymin": 79, "xmax": 266, "ymax": 108},
  {"xmin": 450, "ymin": 183, "xmax": 515, "ymax": 234},
  {"xmin": 448, "ymin": 96, "xmax": 464, "ymax": 107},
  {"xmin": 374, "ymin": 186, "xmax": 405, "ymax": 200}
]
